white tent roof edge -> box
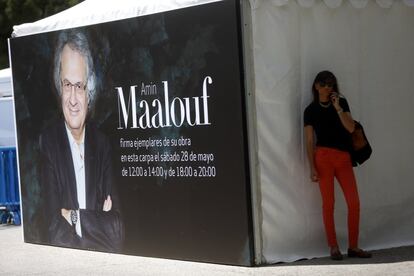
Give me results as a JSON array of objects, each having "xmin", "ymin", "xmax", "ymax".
[{"xmin": 12, "ymin": 0, "xmax": 223, "ymax": 37}]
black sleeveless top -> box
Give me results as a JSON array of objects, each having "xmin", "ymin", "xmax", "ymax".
[{"xmin": 304, "ymin": 97, "xmax": 352, "ymax": 152}]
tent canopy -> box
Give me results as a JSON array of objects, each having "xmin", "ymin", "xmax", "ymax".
[
  {"xmin": 13, "ymin": 0, "xmax": 414, "ymax": 37},
  {"xmin": 11, "ymin": 0, "xmax": 414, "ymax": 264}
]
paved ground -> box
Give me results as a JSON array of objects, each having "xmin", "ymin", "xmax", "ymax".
[{"xmin": 1, "ymin": 225, "xmax": 414, "ymax": 275}]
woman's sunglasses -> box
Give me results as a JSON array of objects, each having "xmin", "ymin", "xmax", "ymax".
[{"xmin": 318, "ymin": 81, "xmax": 335, "ymax": 88}]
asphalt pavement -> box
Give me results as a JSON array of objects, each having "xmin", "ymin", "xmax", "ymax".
[{"xmin": 1, "ymin": 225, "xmax": 413, "ymax": 275}]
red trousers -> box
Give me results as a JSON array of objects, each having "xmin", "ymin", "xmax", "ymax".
[{"xmin": 315, "ymin": 147, "xmax": 360, "ymax": 248}]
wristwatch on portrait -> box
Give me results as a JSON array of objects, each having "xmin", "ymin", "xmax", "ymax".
[{"xmin": 70, "ymin": 210, "xmax": 78, "ymax": 227}]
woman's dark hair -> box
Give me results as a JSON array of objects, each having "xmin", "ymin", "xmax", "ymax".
[{"xmin": 311, "ymin": 70, "xmax": 339, "ymax": 103}]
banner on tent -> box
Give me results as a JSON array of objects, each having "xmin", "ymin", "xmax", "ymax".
[{"xmin": 9, "ymin": 0, "xmax": 254, "ymax": 266}]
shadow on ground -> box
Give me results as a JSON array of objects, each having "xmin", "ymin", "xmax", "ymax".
[{"xmin": 270, "ymin": 246, "xmax": 414, "ymax": 267}]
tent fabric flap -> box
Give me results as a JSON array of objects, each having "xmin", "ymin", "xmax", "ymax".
[{"xmin": 251, "ymin": 0, "xmax": 414, "ymax": 263}]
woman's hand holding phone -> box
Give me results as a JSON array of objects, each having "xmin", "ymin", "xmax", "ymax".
[{"xmin": 330, "ymin": 92, "xmax": 342, "ymax": 112}]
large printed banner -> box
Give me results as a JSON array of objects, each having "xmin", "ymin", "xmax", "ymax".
[{"xmin": 10, "ymin": 0, "xmax": 253, "ymax": 266}]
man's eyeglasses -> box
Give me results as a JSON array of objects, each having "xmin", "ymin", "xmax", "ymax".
[
  {"xmin": 61, "ymin": 79, "xmax": 86, "ymax": 93},
  {"xmin": 318, "ymin": 81, "xmax": 335, "ymax": 88}
]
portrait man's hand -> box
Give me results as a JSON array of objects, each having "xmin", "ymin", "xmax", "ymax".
[
  {"xmin": 61, "ymin": 208, "xmax": 72, "ymax": 225},
  {"xmin": 103, "ymin": 195, "xmax": 112, "ymax": 212}
]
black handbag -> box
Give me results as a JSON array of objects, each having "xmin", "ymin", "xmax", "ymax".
[{"xmin": 350, "ymin": 121, "xmax": 372, "ymax": 167}]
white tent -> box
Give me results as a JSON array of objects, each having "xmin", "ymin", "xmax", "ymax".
[
  {"xmin": 0, "ymin": 68, "xmax": 15, "ymax": 146},
  {"xmin": 0, "ymin": 68, "xmax": 12, "ymax": 97},
  {"xmin": 11, "ymin": 0, "xmax": 414, "ymax": 264}
]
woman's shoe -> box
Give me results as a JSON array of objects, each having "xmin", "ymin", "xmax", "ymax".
[
  {"xmin": 347, "ymin": 248, "xmax": 372, "ymax": 258},
  {"xmin": 330, "ymin": 247, "xmax": 343, "ymax": 261}
]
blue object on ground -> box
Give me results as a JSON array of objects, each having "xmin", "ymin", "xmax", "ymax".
[{"xmin": 0, "ymin": 147, "xmax": 21, "ymax": 225}]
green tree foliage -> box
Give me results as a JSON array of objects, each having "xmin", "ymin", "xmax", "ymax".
[{"xmin": 0, "ymin": 0, "xmax": 82, "ymax": 68}]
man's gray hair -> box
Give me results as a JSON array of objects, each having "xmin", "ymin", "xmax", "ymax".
[{"xmin": 53, "ymin": 30, "xmax": 96, "ymax": 109}]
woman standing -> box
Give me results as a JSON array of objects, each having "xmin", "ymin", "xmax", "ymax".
[{"xmin": 304, "ymin": 71, "xmax": 372, "ymax": 260}]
